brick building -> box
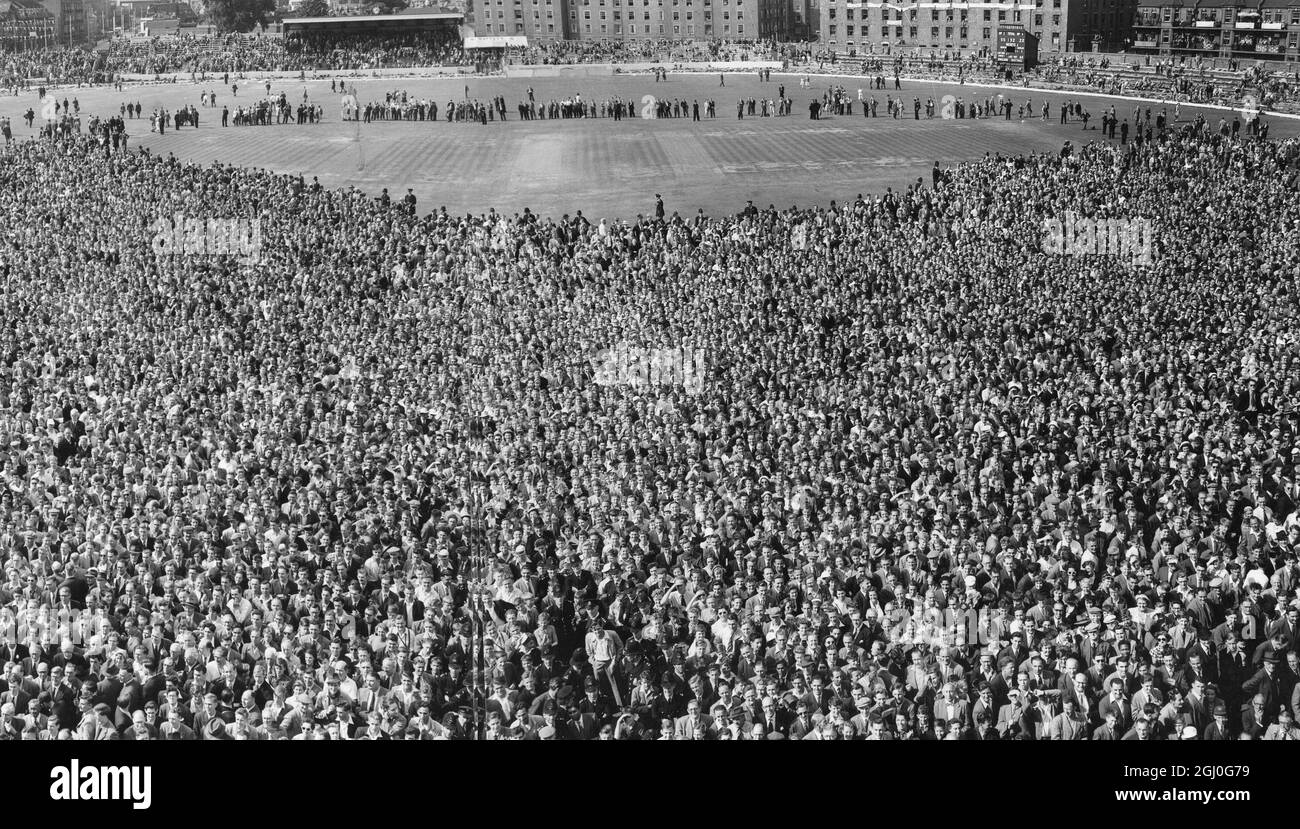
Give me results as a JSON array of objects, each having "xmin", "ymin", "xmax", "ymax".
[
  {"xmin": 473, "ymin": 0, "xmax": 759, "ymax": 40},
  {"xmin": 1131, "ymin": 0, "xmax": 1300, "ymax": 60},
  {"xmin": 817, "ymin": 0, "xmax": 1134, "ymax": 55}
]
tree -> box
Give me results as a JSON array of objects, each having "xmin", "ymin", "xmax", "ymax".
[
  {"xmin": 206, "ymin": 0, "xmax": 277, "ymax": 32},
  {"xmin": 296, "ymin": 0, "xmax": 330, "ymax": 17}
]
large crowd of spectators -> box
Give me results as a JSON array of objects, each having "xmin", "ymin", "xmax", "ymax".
[
  {"xmin": 0, "ymin": 103, "xmax": 1298, "ymax": 740},
  {"xmin": 1, "ymin": 32, "xmax": 469, "ymax": 85},
  {"xmin": 2, "ymin": 49, "xmax": 111, "ymax": 88},
  {"xmin": 102, "ymin": 33, "xmax": 468, "ymax": 75},
  {"xmin": 508, "ymin": 38, "xmax": 796, "ymax": 65},
  {"xmin": 804, "ymin": 49, "xmax": 1300, "ymax": 115},
  {"xmin": 7, "ymin": 33, "xmax": 1300, "ymax": 118}
]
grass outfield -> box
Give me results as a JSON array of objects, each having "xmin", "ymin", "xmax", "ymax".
[{"xmin": 2, "ymin": 73, "xmax": 1293, "ymax": 219}]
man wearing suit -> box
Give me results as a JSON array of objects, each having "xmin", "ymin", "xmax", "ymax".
[
  {"xmin": 1202, "ymin": 704, "xmax": 1233, "ymax": 740},
  {"xmin": 206, "ymin": 662, "xmax": 245, "ymax": 703},
  {"xmin": 192, "ymin": 693, "xmax": 221, "ymax": 739},
  {"xmin": 903, "ymin": 649, "xmax": 932, "ymax": 699},
  {"xmin": 0, "ymin": 638, "xmax": 26, "ymax": 669},
  {"xmin": 159, "ymin": 708, "xmax": 197, "ymax": 740},
  {"xmin": 1092, "ymin": 709, "xmax": 1121, "ymax": 741},
  {"xmin": 1130, "ymin": 673, "xmax": 1164, "ymax": 714},
  {"xmin": 0, "ymin": 702, "xmax": 23, "ymax": 740},
  {"xmin": 1061, "ymin": 673, "xmax": 1094, "ymax": 725},
  {"xmin": 996, "ymin": 689, "xmax": 1032, "ymax": 739},
  {"xmin": 968, "ymin": 711, "xmax": 1000, "ymax": 740},
  {"xmin": 49, "ymin": 668, "xmax": 79, "ymax": 730},
  {"xmin": 1262, "ymin": 707, "xmax": 1300, "ymax": 740},
  {"xmin": 246, "ymin": 664, "xmax": 275, "ymax": 711},
  {"xmin": 21, "ymin": 647, "xmax": 52, "ymax": 682},
  {"xmin": 757, "ymin": 695, "xmax": 790, "ymax": 737},
  {"xmin": 356, "ymin": 673, "xmax": 388, "ymax": 718},
  {"xmin": 1242, "ymin": 655, "xmax": 1285, "ymax": 718},
  {"xmin": 1268, "ymin": 607, "xmax": 1299, "ymax": 648},
  {"xmin": 674, "ymin": 699, "xmax": 717, "ymax": 740},
  {"xmin": 1097, "ymin": 679, "xmax": 1134, "ymax": 733},
  {"xmin": 81, "ymin": 703, "xmax": 121, "ymax": 740},
  {"xmin": 1121, "ymin": 718, "xmax": 1156, "ymax": 740},
  {"xmin": 1240, "ymin": 694, "xmax": 1270, "ymax": 738},
  {"xmin": 988, "ymin": 659, "xmax": 1017, "ymax": 709},
  {"xmin": 1176, "ymin": 652, "xmax": 1213, "ymax": 697},
  {"xmin": 138, "ymin": 662, "xmax": 166, "ymax": 711},
  {"xmin": 116, "ymin": 669, "xmax": 145, "ymax": 713},
  {"xmin": 0, "ymin": 665, "xmax": 36, "ymax": 713},
  {"xmin": 1047, "ymin": 696, "xmax": 1089, "ymax": 739},
  {"xmin": 1183, "ymin": 679, "xmax": 1210, "ymax": 732},
  {"xmin": 387, "ymin": 674, "xmax": 420, "ymax": 717},
  {"xmin": 94, "ymin": 668, "xmax": 125, "ymax": 711},
  {"xmin": 996, "ymin": 631, "xmax": 1031, "ymax": 671},
  {"xmin": 788, "ymin": 700, "xmax": 818, "ymax": 739},
  {"xmin": 1077, "ymin": 623, "xmax": 1114, "ymax": 671},
  {"xmin": 122, "ymin": 709, "xmax": 158, "ymax": 741},
  {"xmin": 934, "ymin": 649, "xmax": 965, "ymax": 687},
  {"xmin": 970, "ymin": 683, "xmax": 998, "ymax": 725},
  {"xmin": 51, "ymin": 642, "xmax": 89, "ymax": 682},
  {"xmin": 932, "ymin": 684, "xmax": 969, "ymax": 732}
]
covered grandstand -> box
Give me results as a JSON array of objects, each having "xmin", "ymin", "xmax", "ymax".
[
  {"xmin": 281, "ymin": 8, "xmax": 470, "ymax": 70},
  {"xmin": 281, "ymin": 7, "xmax": 464, "ymax": 40}
]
